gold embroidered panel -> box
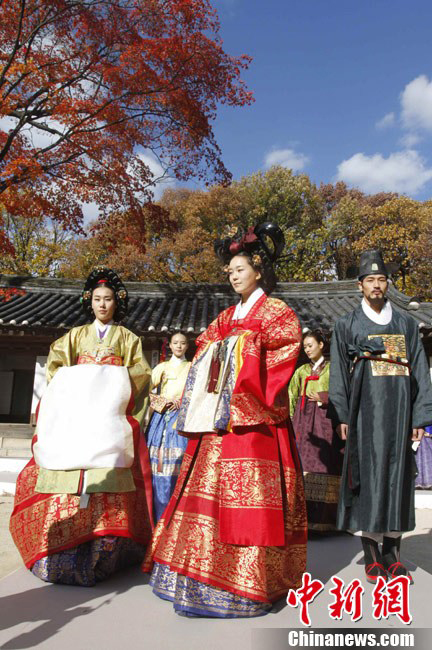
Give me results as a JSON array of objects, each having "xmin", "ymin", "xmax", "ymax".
[
  {"xmin": 303, "ymin": 472, "xmax": 341, "ymax": 504},
  {"xmin": 219, "ymin": 458, "xmax": 283, "ymax": 510},
  {"xmin": 367, "ymin": 334, "xmax": 409, "ymax": 376},
  {"xmin": 230, "ymin": 392, "xmax": 289, "ymax": 427},
  {"xmin": 183, "ymin": 437, "xmax": 221, "ymax": 502},
  {"xmin": 283, "ymin": 467, "xmax": 307, "ymax": 530}
]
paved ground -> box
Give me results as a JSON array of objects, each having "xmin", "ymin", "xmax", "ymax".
[
  {"xmin": 0, "ymin": 497, "xmax": 21, "ymax": 580},
  {"xmin": 0, "ymin": 499, "xmax": 431, "ymax": 649}
]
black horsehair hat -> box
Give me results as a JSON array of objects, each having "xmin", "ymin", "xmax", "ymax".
[
  {"xmin": 81, "ymin": 267, "xmax": 128, "ymax": 321},
  {"xmin": 358, "ymin": 250, "xmax": 389, "ymax": 280}
]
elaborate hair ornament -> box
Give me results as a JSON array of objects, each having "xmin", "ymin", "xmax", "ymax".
[
  {"xmin": 223, "ymin": 224, "xmax": 239, "ymax": 238},
  {"xmin": 214, "ymin": 221, "xmax": 285, "ymax": 294},
  {"xmin": 214, "ymin": 221, "xmax": 285, "ymax": 265},
  {"xmin": 252, "ymin": 253, "xmax": 262, "ymax": 267},
  {"xmin": 81, "ymin": 267, "xmax": 128, "ymax": 321}
]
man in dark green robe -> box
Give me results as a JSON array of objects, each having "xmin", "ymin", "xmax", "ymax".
[{"xmin": 329, "ymin": 250, "xmax": 432, "ymax": 583}]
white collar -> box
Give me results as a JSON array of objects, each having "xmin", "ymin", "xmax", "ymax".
[
  {"xmin": 168, "ymin": 355, "xmax": 187, "ymax": 366},
  {"xmin": 232, "ymin": 287, "xmax": 265, "ymax": 320},
  {"xmin": 312, "ymin": 356, "xmax": 325, "ymax": 372},
  {"xmin": 94, "ymin": 319, "xmax": 114, "ymax": 335},
  {"xmin": 361, "ymin": 298, "xmax": 392, "ymax": 325}
]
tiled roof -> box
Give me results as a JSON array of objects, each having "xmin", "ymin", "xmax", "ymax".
[{"xmin": 1, "ymin": 274, "xmax": 432, "ymax": 336}]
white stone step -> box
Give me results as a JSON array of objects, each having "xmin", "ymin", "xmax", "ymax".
[
  {"xmin": 0, "ymin": 457, "xmax": 28, "ymax": 474},
  {"xmin": 0, "ymin": 432, "xmax": 32, "ymax": 459},
  {"xmin": 0, "ymin": 448, "xmax": 32, "ymax": 458},
  {"xmin": 414, "ymin": 490, "xmax": 432, "ymax": 509},
  {"xmin": 0, "ymin": 471, "xmax": 19, "ymax": 495}
]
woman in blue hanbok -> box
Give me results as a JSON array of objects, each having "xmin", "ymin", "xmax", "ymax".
[{"xmin": 146, "ymin": 332, "xmax": 191, "ymax": 521}]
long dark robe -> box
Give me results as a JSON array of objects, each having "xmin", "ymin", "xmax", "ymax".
[{"xmin": 329, "ymin": 304, "xmax": 432, "ymax": 533}]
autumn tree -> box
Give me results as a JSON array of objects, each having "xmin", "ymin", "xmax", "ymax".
[
  {"xmin": 0, "ymin": 188, "xmax": 74, "ymax": 275},
  {"xmin": 61, "ymin": 167, "xmax": 329, "ymax": 283},
  {"xmin": 59, "ymin": 202, "xmax": 173, "ymax": 280},
  {"xmin": 138, "ymin": 167, "xmax": 334, "ymax": 283},
  {"xmin": 0, "ymin": 0, "xmax": 252, "ymax": 251},
  {"xmin": 60, "ymin": 185, "xmax": 238, "ymax": 281},
  {"xmin": 350, "ymin": 197, "xmax": 432, "ymax": 294},
  {"xmin": 0, "ymin": 212, "xmax": 72, "ymax": 276},
  {"xmin": 142, "ymin": 185, "xmax": 241, "ymax": 282},
  {"xmin": 318, "ymin": 182, "xmax": 397, "ymax": 279},
  {"xmin": 233, "ymin": 167, "xmax": 329, "ymax": 281},
  {"xmin": 52, "ymin": 167, "xmax": 432, "ymax": 299},
  {"xmin": 409, "ymin": 202, "xmax": 432, "ymax": 300}
]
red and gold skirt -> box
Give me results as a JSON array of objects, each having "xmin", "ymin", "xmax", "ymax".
[
  {"xmin": 10, "ymin": 456, "xmax": 153, "ymax": 570},
  {"xmin": 143, "ymin": 427, "xmax": 307, "ymax": 610}
]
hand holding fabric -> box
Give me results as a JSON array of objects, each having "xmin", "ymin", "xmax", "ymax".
[
  {"xmin": 336, "ymin": 423, "xmax": 348, "ymax": 440},
  {"xmin": 411, "ymin": 428, "xmax": 425, "ymax": 442}
]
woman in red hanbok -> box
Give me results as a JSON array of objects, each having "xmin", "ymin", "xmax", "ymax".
[{"xmin": 143, "ymin": 223, "xmax": 307, "ymax": 617}]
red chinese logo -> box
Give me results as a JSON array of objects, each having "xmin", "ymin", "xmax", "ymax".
[{"xmin": 286, "ymin": 572, "xmax": 325, "ymax": 626}]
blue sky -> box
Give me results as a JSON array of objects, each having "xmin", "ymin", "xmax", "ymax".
[{"xmin": 205, "ymin": 0, "xmax": 432, "ymax": 199}]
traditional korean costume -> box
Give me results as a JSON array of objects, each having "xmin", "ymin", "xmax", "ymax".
[
  {"xmin": 143, "ymin": 289, "xmax": 307, "ymax": 617},
  {"xmin": 146, "ymin": 356, "xmax": 191, "ymax": 521},
  {"xmin": 329, "ymin": 300, "xmax": 432, "ymax": 533},
  {"xmin": 289, "ymin": 359, "xmax": 344, "ymax": 531},
  {"xmin": 9, "ymin": 322, "xmax": 153, "ymax": 585}
]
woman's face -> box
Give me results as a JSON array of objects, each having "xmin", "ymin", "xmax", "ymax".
[
  {"xmin": 169, "ymin": 333, "xmax": 188, "ymax": 359},
  {"xmin": 303, "ymin": 336, "xmax": 324, "ymax": 363},
  {"xmin": 228, "ymin": 255, "xmax": 261, "ymax": 301},
  {"xmin": 91, "ymin": 286, "xmax": 116, "ymax": 324}
]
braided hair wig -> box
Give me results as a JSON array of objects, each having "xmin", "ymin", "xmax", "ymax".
[
  {"xmin": 214, "ymin": 222, "xmax": 285, "ymax": 294},
  {"xmin": 81, "ymin": 267, "xmax": 128, "ymax": 322}
]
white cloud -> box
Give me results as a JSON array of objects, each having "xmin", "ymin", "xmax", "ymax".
[
  {"xmin": 82, "ymin": 202, "xmax": 100, "ymax": 226},
  {"xmin": 401, "ymin": 74, "xmax": 432, "ymax": 132},
  {"xmin": 0, "ymin": 116, "xmax": 18, "ymax": 132},
  {"xmin": 336, "ymin": 150, "xmax": 432, "ymax": 195},
  {"xmin": 399, "ymin": 132, "xmax": 422, "ymax": 148},
  {"xmin": 0, "ymin": 114, "xmax": 68, "ymax": 149},
  {"xmin": 136, "ymin": 151, "xmax": 176, "ymax": 200},
  {"xmin": 264, "ymin": 147, "xmax": 309, "ymax": 172},
  {"xmin": 375, "ymin": 112, "xmax": 395, "ymax": 130}
]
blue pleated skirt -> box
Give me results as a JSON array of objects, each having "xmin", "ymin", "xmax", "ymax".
[
  {"xmin": 150, "ymin": 562, "xmax": 272, "ymax": 618},
  {"xmin": 31, "ymin": 537, "xmax": 145, "ymax": 586},
  {"xmin": 146, "ymin": 409, "xmax": 188, "ymax": 521}
]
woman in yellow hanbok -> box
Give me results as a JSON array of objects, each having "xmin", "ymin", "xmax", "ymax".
[
  {"xmin": 146, "ymin": 331, "xmax": 191, "ymax": 521},
  {"xmin": 10, "ymin": 268, "xmax": 153, "ymax": 586}
]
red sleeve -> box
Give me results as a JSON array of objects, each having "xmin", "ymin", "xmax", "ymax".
[{"xmin": 230, "ymin": 299, "xmax": 301, "ymax": 427}]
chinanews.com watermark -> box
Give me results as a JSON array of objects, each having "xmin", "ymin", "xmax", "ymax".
[
  {"xmin": 251, "ymin": 573, "xmax": 432, "ymax": 650},
  {"xmin": 252, "ymin": 630, "xmax": 432, "ymax": 650},
  {"xmin": 286, "ymin": 630, "xmax": 414, "ymax": 646}
]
